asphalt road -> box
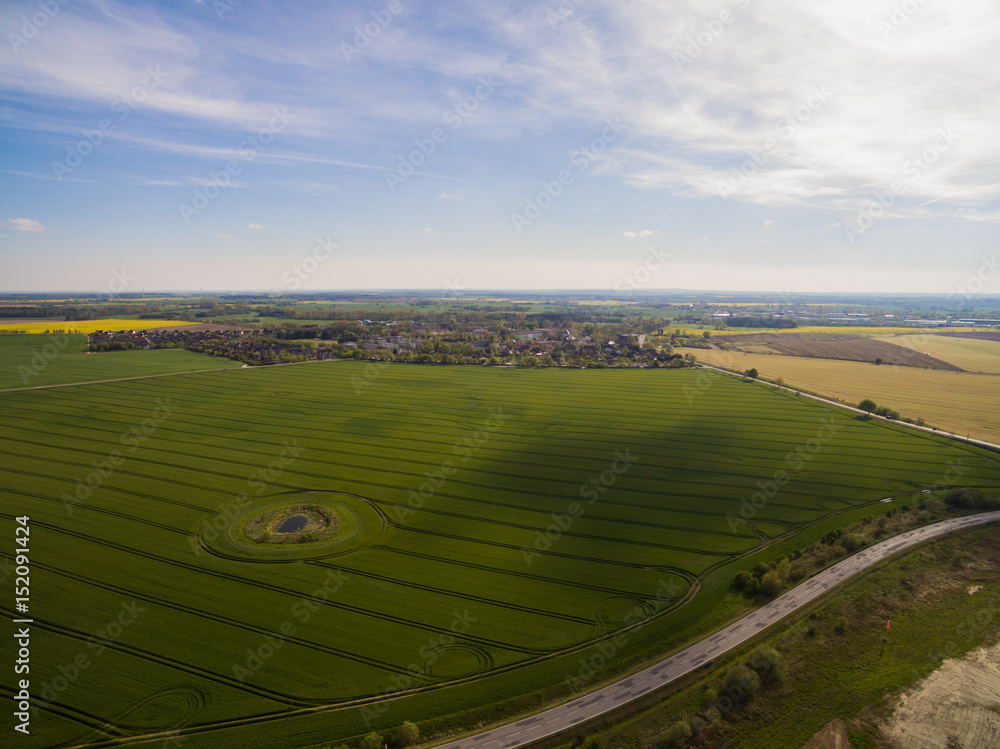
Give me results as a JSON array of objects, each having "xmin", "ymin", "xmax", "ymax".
[{"xmin": 434, "ymin": 510, "xmax": 1000, "ymax": 749}]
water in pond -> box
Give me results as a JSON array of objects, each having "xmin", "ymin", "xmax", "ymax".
[{"xmin": 277, "ymin": 515, "xmax": 308, "ymax": 533}]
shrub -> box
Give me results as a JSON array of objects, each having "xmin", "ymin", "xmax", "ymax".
[
  {"xmin": 395, "ymin": 722, "xmax": 419, "ymax": 748},
  {"xmin": 759, "ymin": 570, "xmax": 782, "ymax": 596},
  {"xmin": 360, "ymin": 733, "xmax": 383, "ymax": 749},
  {"xmin": 724, "ymin": 663, "xmax": 760, "ymax": 697},
  {"xmin": 658, "ymin": 720, "xmax": 692, "ymax": 749},
  {"xmin": 747, "ymin": 645, "xmax": 785, "ymax": 684}
]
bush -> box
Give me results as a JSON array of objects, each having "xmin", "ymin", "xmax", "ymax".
[
  {"xmin": 658, "ymin": 720, "xmax": 692, "ymax": 749},
  {"xmin": 725, "ymin": 663, "xmax": 760, "ymax": 697},
  {"xmin": 734, "ymin": 570, "xmax": 751, "ymax": 589},
  {"xmin": 944, "ymin": 488, "xmax": 999, "ymax": 510},
  {"xmin": 360, "ymin": 733, "xmax": 383, "ymax": 749},
  {"xmin": 395, "ymin": 722, "xmax": 419, "ymax": 748},
  {"xmin": 841, "ymin": 533, "xmax": 864, "ymax": 553},
  {"xmin": 759, "ymin": 570, "xmax": 782, "ymax": 596},
  {"xmin": 747, "ymin": 645, "xmax": 784, "ymax": 684},
  {"xmin": 834, "ymin": 616, "xmax": 848, "ymax": 635}
]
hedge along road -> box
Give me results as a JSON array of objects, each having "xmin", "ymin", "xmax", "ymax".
[{"xmin": 432, "ymin": 510, "xmax": 1000, "ymax": 749}]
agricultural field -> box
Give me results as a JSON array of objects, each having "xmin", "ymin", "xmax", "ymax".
[
  {"xmin": 713, "ymin": 334, "xmax": 959, "ymax": 370},
  {"xmin": 881, "ymin": 333, "xmax": 1000, "ymax": 374},
  {"xmin": 0, "ymin": 334, "xmax": 241, "ymax": 390},
  {"xmin": 2, "ymin": 362, "xmax": 999, "ymax": 748},
  {"xmin": 694, "ymin": 349, "xmax": 1000, "ymax": 444},
  {"xmin": 0, "ymin": 319, "xmax": 197, "ymax": 334}
]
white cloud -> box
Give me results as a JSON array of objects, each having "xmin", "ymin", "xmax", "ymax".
[
  {"xmin": 424, "ymin": 227, "xmax": 434, "ymax": 233},
  {"xmin": 623, "ymin": 230, "xmax": 637, "ymax": 238},
  {"xmin": 217, "ymin": 233, "xmax": 231, "ymax": 240},
  {"xmin": 248, "ymin": 223, "xmax": 267, "ymax": 230},
  {"xmin": 6, "ymin": 218, "xmax": 49, "ymax": 233},
  {"xmin": 438, "ymin": 192, "xmax": 460, "ymax": 200},
  {"xmin": 624, "ymin": 229, "xmax": 658, "ymax": 239},
  {"xmin": 764, "ymin": 220, "xmax": 774, "ymax": 227}
]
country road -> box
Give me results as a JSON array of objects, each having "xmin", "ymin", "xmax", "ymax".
[{"xmin": 433, "ymin": 510, "xmax": 1000, "ymax": 749}]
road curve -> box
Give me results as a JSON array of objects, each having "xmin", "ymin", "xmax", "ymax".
[{"xmin": 433, "ymin": 510, "xmax": 1000, "ymax": 749}]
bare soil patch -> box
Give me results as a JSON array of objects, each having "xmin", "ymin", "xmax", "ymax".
[
  {"xmin": 800, "ymin": 719, "xmax": 851, "ymax": 749},
  {"xmin": 880, "ymin": 643, "xmax": 1000, "ymax": 749}
]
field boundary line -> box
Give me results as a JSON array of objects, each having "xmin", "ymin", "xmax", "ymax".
[{"xmin": 699, "ymin": 363, "xmax": 1000, "ymax": 454}]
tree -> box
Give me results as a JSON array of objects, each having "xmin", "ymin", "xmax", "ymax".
[
  {"xmin": 858, "ymin": 398, "xmax": 877, "ymax": 415},
  {"xmin": 744, "ymin": 368, "xmax": 758, "ymax": 380},
  {"xmin": 395, "ymin": 722, "xmax": 419, "ymax": 748},
  {"xmin": 759, "ymin": 570, "xmax": 782, "ymax": 596},
  {"xmin": 747, "ymin": 645, "xmax": 785, "ymax": 684},
  {"xmin": 725, "ymin": 663, "xmax": 760, "ymax": 696},
  {"xmin": 360, "ymin": 733, "xmax": 383, "ymax": 749}
]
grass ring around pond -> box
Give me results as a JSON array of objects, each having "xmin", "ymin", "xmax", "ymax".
[{"xmin": 197, "ymin": 492, "xmax": 387, "ymax": 562}]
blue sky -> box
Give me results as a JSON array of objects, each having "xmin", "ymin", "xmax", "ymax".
[{"xmin": 1, "ymin": 0, "xmax": 999, "ymax": 294}]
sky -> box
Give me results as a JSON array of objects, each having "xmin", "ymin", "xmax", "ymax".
[{"xmin": 1, "ymin": 0, "xmax": 999, "ymax": 295}]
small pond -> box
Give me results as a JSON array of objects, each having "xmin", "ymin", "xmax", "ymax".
[{"xmin": 277, "ymin": 515, "xmax": 308, "ymax": 533}]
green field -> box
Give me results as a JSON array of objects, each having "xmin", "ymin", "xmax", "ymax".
[
  {"xmin": 695, "ymin": 348, "xmax": 1000, "ymax": 444},
  {"xmin": 885, "ymin": 333, "xmax": 1000, "ymax": 374},
  {"xmin": 0, "ymin": 334, "xmax": 241, "ymax": 390},
  {"xmin": 2, "ymin": 362, "xmax": 999, "ymax": 748}
]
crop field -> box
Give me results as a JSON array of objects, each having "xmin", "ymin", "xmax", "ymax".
[
  {"xmin": 695, "ymin": 349, "xmax": 1000, "ymax": 444},
  {"xmin": 2, "ymin": 362, "xmax": 999, "ymax": 748},
  {"xmin": 763, "ymin": 336, "xmax": 956, "ymax": 369},
  {"xmin": 0, "ymin": 319, "xmax": 197, "ymax": 334},
  {"xmin": 0, "ymin": 334, "xmax": 241, "ymax": 390},
  {"xmin": 882, "ymin": 333, "xmax": 1000, "ymax": 374}
]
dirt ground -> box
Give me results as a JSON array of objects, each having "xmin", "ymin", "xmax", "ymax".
[
  {"xmin": 800, "ymin": 719, "xmax": 851, "ymax": 749},
  {"xmin": 879, "ymin": 642, "xmax": 1000, "ymax": 749}
]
